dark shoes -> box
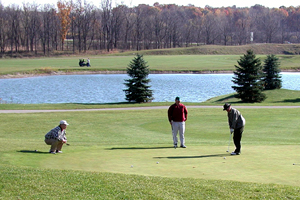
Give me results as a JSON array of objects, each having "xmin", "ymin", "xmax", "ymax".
[{"xmin": 173, "ymin": 144, "xmax": 187, "ymax": 148}]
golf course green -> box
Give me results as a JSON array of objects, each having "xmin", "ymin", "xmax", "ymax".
[{"xmin": 1, "ymin": 48, "xmax": 300, "ymax": 199}]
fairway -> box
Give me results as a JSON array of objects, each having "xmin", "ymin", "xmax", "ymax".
[
  {"xmin": 1, "ymin": 54, "xmax": 300, "ymax": 76},
  {"xmin": 1, "ymin": 107, "xmax": 300, "ymax": 187}
]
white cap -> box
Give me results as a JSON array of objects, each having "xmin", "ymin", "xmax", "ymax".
[{"xmin": 60, "ymin": 120, "xmax": 69, "ymax": 125}]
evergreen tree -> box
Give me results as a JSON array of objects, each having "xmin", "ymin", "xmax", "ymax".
[
  {"xmin": 232, "ymin": 50, "xmax": 266, "ymax": 102},
  {"xmin": 263, "ymin": 54, "xmax": 282, "ymax": 90},
  {"xmin": 123, "ymin": 54, "xmax": 153, "ymax": 103}
]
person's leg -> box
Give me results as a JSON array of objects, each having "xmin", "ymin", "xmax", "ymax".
[
  {"xmin": 56, "ymin": 141, "xmax": 64, "ymax": 152},
  {"xmin": 179, "ymin": 122, "xmax": 186, "ymax": 147},
  {"xmin": 45, "ymin": 139, "xmax": 59, "ymax": 153},
  {"xmin": 172, "ymin": 122, "xmax": 179, "ymax": 146},
  {"xmin": 233, "ymin": 126, "xmax": 244, "ymax": 154}
]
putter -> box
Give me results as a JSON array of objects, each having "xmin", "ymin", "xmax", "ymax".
[{"xmin": 226, "ymin": 133, "xmax": 232, "ymax": 152}]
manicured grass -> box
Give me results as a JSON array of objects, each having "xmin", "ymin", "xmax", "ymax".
[
  {"xmin": 1, "ymin": 105, "xmax": 300, "ymax": 199},
  {"xmin": 1, "ymin": 54, "xmax": 300, "ymax": 75}
]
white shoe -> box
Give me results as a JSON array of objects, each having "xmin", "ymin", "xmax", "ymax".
[
  {"xmin": 231, "ymin": 152, "xmax": 240, "ymax": 155},
  {"xmin": 56, "ymin": 150, "xmax": 63, "ymax": 153}
]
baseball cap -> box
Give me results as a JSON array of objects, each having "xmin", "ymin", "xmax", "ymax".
[
  {"xmin": 175, "ymin": 96, "xmax": 180, "ymax": 101},
  {"xmin": 223, "ymin": 103, "xmax": 231, "ymax": 111},
  {"xmin": 60, "ymin": 120, "xmax": 69, "ymax": 125}
]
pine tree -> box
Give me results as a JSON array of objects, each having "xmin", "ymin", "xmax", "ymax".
[
  {"xmin": 123, "ymin": 54, "xmax": 153, "ymax": 103},
  {"xmin": 232, "ymin": 50, "xmax": 266, "ymax": 102},
  {"xmin": 263, "ymin": 54, "xmax": 282, "ymax": 90}
]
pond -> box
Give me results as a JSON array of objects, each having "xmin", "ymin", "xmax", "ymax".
[{"xmin": 0, "ymin": 73, "xmax": 299, "ymax": 104}]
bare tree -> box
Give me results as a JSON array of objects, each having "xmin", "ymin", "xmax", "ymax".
[
  {"xmin": 101, "ymin": 0, "xmax": 113, "ymax": 52},
  {"xmin": 234, "ymin": 8, "xmax": 251, "ymax": 45},
  {"xmin": 202, "ymin": 9, "xmax": 219, "ymax": 44},
  {"xmin": 111, "ymin": 5, "xmax": 126, "ymax": 49},
  {"xmin": 0, "ymin": 3, "xmax": 8, "ymax": 54},
  {"xmin": 6, "ymin": 5, "xmax": 22, "ymax": 55}
]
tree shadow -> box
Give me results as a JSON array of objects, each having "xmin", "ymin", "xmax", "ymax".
[
  {"xmin": 153, "ymin": 153, "xmax": 228, "ymax": 159},
  {"xmin": 18, "ymin": 150, "xmax": 49, "ymax": 154},
  {"xmin": 107, "ymin": 146, "xmax": 174, "ymax": 150},
  {"xmin": 70, "ymin": 102, "xmax": 145, "ymax": 106},
  {"xmin": 275, "ymin": 98, "xmax": 300, "ymax": 103},
  {"xmin": 215, "ymin": 94, "xmax": 236, "ymax": 102},
  {"xmin": 213, "ymin": 94, "xmax": 243, "ymax": 104}
]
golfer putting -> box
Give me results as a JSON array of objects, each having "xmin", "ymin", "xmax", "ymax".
[
  {"xmin": 44, "ymin": 120, "xmax": 69, "ymax": 154},
  {"xmin": 168, "ymin": 97, "xmax": 188, "ymax": 148},
  {"xmin": 223, "ymin": 103, "xmax": 245, "ymax": 155}
]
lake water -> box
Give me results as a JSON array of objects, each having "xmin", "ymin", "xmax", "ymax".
[{"xmin": 0, "ymin": 73, "xmax": 299, "ymax": 104}]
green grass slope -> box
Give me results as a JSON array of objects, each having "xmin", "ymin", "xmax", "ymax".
[{"xmin": 205, "ymin": 89, "xmax": 300, "ymax": 105}]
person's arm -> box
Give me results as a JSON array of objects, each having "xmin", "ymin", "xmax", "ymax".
[
  {"xmin": 230, "ymin": 109, "xmax": 239, "ymax": 129},
  {"xmin": 184, "ymin": 106, "xmax": 188, "ymax": 121},
  {"xmin": 168, "ymin": 105, "xmax": 174, "ymax": 123},
  {"xmin": 57, "ymin": 129, "xmax": 67, "ymax": 142}
]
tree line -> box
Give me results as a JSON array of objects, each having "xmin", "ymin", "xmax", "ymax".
[{"xmin": 2, "ymin": 0, "xmax": 300, "ymax": 56}]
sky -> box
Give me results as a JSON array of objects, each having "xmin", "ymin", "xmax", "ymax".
[{"xmin": 2, "ymin": 0, "xmax": 300, "ymax": 8}]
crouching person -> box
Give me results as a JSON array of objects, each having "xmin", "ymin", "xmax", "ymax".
[{"xmin": 45, "ymin": 120, "xmax": 69, "ymax": 154}]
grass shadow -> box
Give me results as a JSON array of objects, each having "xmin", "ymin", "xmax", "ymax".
[
  {"xmin": 18, "ymin": 150, "xmax": 49, "ymax": 154},
  {"xmin": 107, "ymin": 146, "xmax": 174, "ymax": 150},
  {"xmin": 154, "ymin": 153, "xmax": 228, "ymax": 159}
]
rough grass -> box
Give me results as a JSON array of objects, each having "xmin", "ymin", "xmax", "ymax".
[{"xmin": 1, "ymin": 165, "xmax": 299, "ymax": 200}]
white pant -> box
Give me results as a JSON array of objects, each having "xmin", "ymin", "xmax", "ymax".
[{"xmin": 172, "ymin": 121, "xmax": 185, "ymax": 146}]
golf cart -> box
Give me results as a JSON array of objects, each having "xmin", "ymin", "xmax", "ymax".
[{"xmin": 79, "ymin": 59, "xmax": 87, "ymax": 67}]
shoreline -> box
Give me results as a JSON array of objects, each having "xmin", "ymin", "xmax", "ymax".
[{"xmin": 1, "ymin": 69, "xmax": 299, "ymax": 79}]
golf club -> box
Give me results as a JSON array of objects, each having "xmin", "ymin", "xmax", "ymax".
[
  {"xmin": 226, "ymin": 133, "xmax": 232, "ymax": 152},
  {"xmin": 66, "ymin": 143, "xmax": 70, "ymax": 146}
]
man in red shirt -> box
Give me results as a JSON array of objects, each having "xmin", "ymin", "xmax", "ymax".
[{"xmin": 168, "ymin": 97, "xmax": 188, "ymax": 148}]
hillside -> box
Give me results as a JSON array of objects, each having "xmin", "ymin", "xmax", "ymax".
[
  {"xmin": 4, "ymin": 43, "xmax": 300, "ymax": 58},
  {"xmin": 113, "ymin": 43, "xmax": 300, "ymax": 56}
]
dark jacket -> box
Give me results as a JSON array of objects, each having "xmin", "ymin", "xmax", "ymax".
[{"xmin": 228, "ymin": 107, "xmax": 245, "ymax": 129}]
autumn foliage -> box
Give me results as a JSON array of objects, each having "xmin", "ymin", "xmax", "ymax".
[{"xmin": 57, "ymin": 0, "xmax": 72, "ymax": 50}]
